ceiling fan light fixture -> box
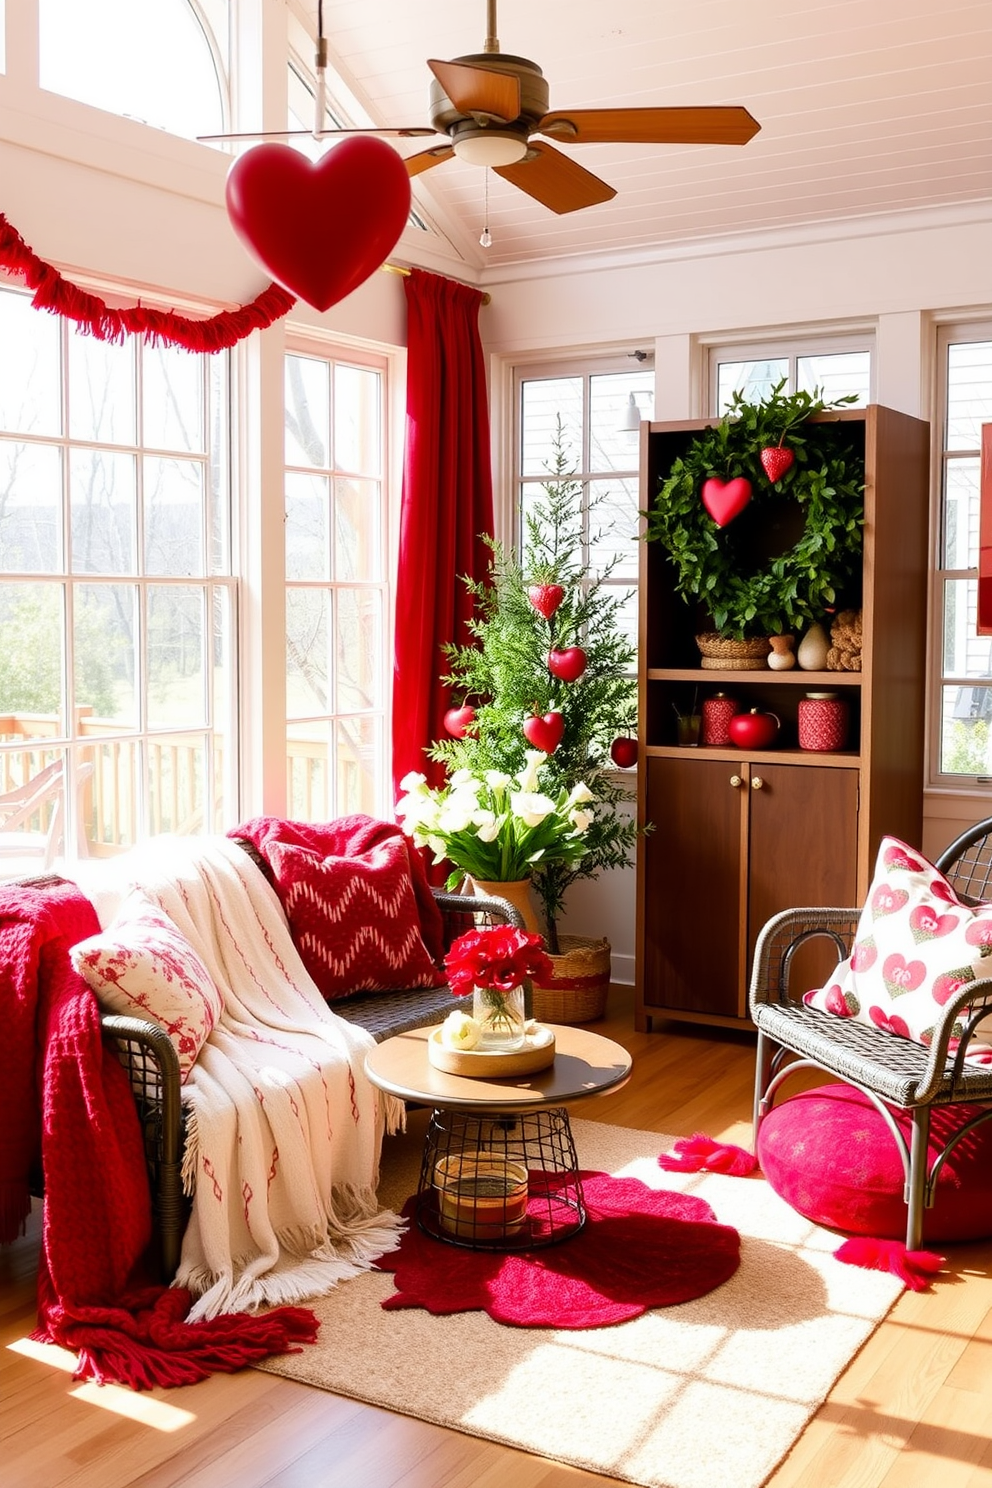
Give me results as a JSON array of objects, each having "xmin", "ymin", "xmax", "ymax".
[{"xmin": 452, "ymin": 131, "xmax": 529, "ymax": 167}]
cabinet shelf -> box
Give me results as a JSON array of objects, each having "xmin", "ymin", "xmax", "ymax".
[
  {"xmin": 644, "ymin": 744, "xmax": 861, "ymax": 767},
  {"xmin": 647, "ymin": 668, "xmax": 863, "ymax": 688}
]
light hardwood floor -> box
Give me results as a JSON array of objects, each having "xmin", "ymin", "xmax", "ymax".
[{"xmin": 3, "ymin": 984, "xmax": 992, "ymax": 1488}]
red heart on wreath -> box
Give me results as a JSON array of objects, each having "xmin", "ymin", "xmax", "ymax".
[
  {"xmin": 225, "ymin": 139, "xmax": 411, "ymax": 312},
  {"xmin": 701, "ymin": 476, "xmax": 752, "ymax": 527}
]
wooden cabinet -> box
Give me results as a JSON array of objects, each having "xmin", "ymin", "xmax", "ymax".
[{"xmin": 635, "ymin": 405, "xmax": 931, "ymax": 1029}]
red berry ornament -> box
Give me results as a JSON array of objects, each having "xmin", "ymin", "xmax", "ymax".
[
  {"xmin": 527, "ymin": 584, "xmax": 565, "ymax": 620},
  {"xmin": 610, "ymin": 736, "xmax": 639, "ymax": 769},
  {"xmin": 443, "ymin": 705, "xmax": 476, "ymax": 739},
  {"xmin": 547, "ymin": 646, "xmax": 587, "ymax": 682},
  {"xmin": 523, "ymin": 711, "xmax": 565, "ymax": 754},
  {"xmin": 759, "ymin": 446, "xmax": 795, "ymax": 483}
]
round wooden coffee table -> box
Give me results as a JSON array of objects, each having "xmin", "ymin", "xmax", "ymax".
[{"xmin": 365, "ymin": 1023, "xmax": 632, "ymax": 1250}]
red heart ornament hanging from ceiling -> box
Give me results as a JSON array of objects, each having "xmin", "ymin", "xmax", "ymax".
[
  {"xmin": 701, "ymin": 476, "xmax": 753, "ymax": 528},
  {"xmin": 225, "ymin": 138, "xmax": 412, "ymax": 312}
]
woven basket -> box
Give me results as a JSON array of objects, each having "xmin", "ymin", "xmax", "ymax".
[
  {"xmin": 531, "ymin": 935, "xmax": 611, "ymax": 1024},
  {"xmin": 695, "ymin": 632, "xmax": 770, "ymax": 671}
]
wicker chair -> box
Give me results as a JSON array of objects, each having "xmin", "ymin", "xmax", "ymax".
[{"xmin": 750, "ymin": 816, "xmax": 992, "ymax": 1250}]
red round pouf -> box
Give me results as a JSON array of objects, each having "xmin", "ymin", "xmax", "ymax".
[{"xmin": 756, "ymin": 1083, "xmax": 992, "ymax": 1242}]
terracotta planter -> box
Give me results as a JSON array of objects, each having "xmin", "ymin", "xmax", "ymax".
[{"xmin": 469, "ymin": 877, "xmax": 541, "ymax": 935}]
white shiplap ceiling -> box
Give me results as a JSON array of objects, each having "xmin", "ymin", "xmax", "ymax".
[{"xmin": 305, "ymin": 0, "xmax": 992, "ymax": 272}]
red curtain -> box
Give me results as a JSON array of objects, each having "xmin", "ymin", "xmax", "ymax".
[{"xmin": 392, "ymin": 268, "xmax": 494, "ymax": 799}]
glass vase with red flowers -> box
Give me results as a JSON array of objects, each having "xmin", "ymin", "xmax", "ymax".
[{"xmin": 443, "ymin": 925, "xmax": 554, "ymax": 1051}]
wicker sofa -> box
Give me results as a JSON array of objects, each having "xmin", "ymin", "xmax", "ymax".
[{"xmin": 28, "ymin": 838, "xmax": 523, "ymax": 1280}]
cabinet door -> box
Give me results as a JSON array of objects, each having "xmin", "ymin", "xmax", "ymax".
[
  {"xmin": 641, "ymin": 755, "xmax": 745, "ymax": 1019},
  {"xmin": 746, "ymin": 762, "xmax": 860, "ymax": 993}
]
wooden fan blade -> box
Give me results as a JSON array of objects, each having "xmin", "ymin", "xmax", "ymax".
[
  {"xmin": 405, "ymin": 144, "xmax": 455, "ymax": 178},
  {"xmin": 537, "ymin": 106, "xmax": 761, "ymax": 147},
  {"xmin": 493, "ymin": 140, "xmax": 616, "ymax": 215},
  {"xmin": 427, "ymin": 59, "xmax": 521, "ymax": 122}
]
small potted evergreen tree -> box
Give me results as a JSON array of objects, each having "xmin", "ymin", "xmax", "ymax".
[{"xmin": 402, "ymin": 422, "xmax": 641, "ymax": 1021}]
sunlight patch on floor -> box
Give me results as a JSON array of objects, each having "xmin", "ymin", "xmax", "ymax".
[{"xmin": 7, "ymin": 1337, "xmax": 197, "ymax": 1430}]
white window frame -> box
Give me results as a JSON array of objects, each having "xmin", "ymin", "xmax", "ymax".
[
  {"xmin": 928, "ymin": 319, "xmax": 992, "ymax": 793},
  {"xmin": 705, "ymin": 331, "xmax": 875, "ymax": 413},
  {"xmin": 283, "ymin": 331, "xmax": 394, "ymax": 821},
  {"xmin": 0, "ymin": 278, "xmax": 237, "ymax": 858},
  {"xmin": 511, "ymin": 353, "xmax": 651, "ymax": 673}
]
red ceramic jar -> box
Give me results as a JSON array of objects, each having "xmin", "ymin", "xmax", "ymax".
[
  {"xmin": 701, "ymin": 692, "xmax": 738, "ymax": 747},
  {"xmin": 798, "ymin": 692, "xmax": 849, "ymax": 752}
]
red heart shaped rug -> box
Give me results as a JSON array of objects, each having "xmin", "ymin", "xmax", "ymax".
[
  {"xmin": 378, "ymin": 1170, "xmax": 741, "ymax": 1328},
  {"xmin": 225, "ymin": 138, "xmax": 411, "ymax": 312},
  {"xmin": 701, "ymin": 476, "xmax": 752, "ymax": 527}
]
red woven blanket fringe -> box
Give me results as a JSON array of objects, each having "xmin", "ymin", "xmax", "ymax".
[
  {"xmin": 0, "ymin": 211, "xmax": 295, "ymax": 352},
  {"xmin": 658, "ymin": 1132, "xmax": 759, "ymax": 1177},
  {"xmin": 3, "ymin": 879, "xmax": 319, "ymax": 1389},
  {"xmin": 834, "ymin": 1236, "xmax": 944, "ymax": 1292}
]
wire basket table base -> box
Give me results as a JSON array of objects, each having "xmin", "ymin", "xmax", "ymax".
[{"xmin": 416, "ymin": 1106, "xmax": 585, "ymax": 1250}]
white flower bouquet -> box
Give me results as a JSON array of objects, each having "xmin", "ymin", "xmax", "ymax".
[{"xmin": 396, "ymin": 749, "xmax": 594, "ymax": 889}]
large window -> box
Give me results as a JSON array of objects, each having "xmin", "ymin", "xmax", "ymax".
[
  {"xmin": 515, "ymin": 360, "xmax": 654, "ymax": 657},
  {"xmin": 284, "ymin": 347, "xmax": 389, "ymax": 820},
  {"xmin": 38, "ymin": 0, "xmax": 227, "ymax": 138},
  {"xmin": 712, "ymin": 340, "xmax": 872, "ymax": 413},
  {"xmin": 933, "ymin": 326, "xmax": 992, "ymax": 782},
  {"xmin": 0, "ymin": 284, "xmax": 235, "ymax": 873}
]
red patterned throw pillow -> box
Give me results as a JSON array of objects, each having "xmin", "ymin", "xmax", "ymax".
[
  {"xmin": 803, "ymin": 836, "xmax": 992, "ymax": 1058},
  {"xmin": 266, "ymin": 837, "xmax": 445, "ymax": 1000},
  {"xmin": 70, "ymin": 896, "xmax": 222, "ymax": 1081}
]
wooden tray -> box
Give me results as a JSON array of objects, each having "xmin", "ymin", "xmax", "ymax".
[{"xmin": 427, "ymin": 1022, "xmax": 556, "ymax": 1077}]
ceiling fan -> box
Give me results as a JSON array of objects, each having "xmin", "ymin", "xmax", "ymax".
[{"xmin": 200, "ymin": 0, "xmax": 761, "ymax": 216}]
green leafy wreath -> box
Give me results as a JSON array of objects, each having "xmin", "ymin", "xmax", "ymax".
[{"xmin": 643, "ymin": 382, "xmax": 866, "ymax": 640}]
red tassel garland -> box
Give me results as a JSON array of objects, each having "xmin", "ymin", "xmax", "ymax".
[
  {"xmin": 658, "ymin": 1133, "xmax": 759, "ymax": 1177},
  {"xmin": 0, "ymin": 212, "xmax": 295, "ymax": 352}
]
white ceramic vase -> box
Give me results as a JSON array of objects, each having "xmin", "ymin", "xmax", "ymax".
[{"xmin": 796, "ymin": 622, "xmax": 830, "ymax": 671}]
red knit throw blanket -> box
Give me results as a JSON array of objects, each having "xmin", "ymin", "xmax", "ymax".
[{"xmin": 0, "ymin": 880, "xmax": 318, "ymax": 1389}]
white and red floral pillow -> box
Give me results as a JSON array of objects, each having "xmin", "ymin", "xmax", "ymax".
[
  {"xmin": 803, "ymin": 836, "xmax": 992, "ymax": 1060},
  {"xmin": 265, "ymin": 837, "xmax": 445, "ymax": 1001},
  {"xmin": 70, "ymin": 897, "xmax": 222, "ymax": 1082}
]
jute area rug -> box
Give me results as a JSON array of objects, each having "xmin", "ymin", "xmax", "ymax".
[{"xmin": 256, "ymin": 1117, "xmax": 904, "ymax": 1488}]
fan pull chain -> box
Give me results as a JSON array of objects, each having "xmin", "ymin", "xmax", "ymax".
[{"xmin": 480, "ymin": 171, "xmax": 493, "ymax": 249}]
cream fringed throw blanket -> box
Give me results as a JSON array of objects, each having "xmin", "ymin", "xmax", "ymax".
[{"xmin": 72, "ymin": 835, "xmax": 406, "ymax": 1322}]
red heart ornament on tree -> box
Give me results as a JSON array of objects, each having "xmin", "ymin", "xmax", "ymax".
[
  {"xmin": 523, "ymin": 711, "xmax": 565, "ymax": 753},
  {"xmin": 225, "ymin": 139, "xmax": 412, "ymax": 312},
  {"xmin": 443, "ymin": 705, "xmax": 476, "ymax": 739},
  {"xmin": 760, "ymin": 446, "xmax": 795, "ymax": 483},
  {"xmin": 527, "ymin": 584, "xmax": 565, "ymax": 619},
  {"xmin": 701, "ymin": 477, "xmax": 752, "ymax": 527},
  {"xmin": 548, "ymin": 646, "xmax": 587, "ymax": 682}
]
